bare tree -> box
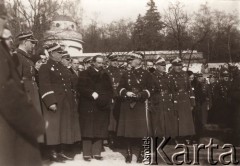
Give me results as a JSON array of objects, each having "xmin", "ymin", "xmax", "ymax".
[
  {"xmin": 6, "ymin": 0, "xmax": 63, "ymax": 43},
  {"xmin": 212, "ymin": 10, "xmax": 239, "ymax": 62},
  {"xmin": 187, "ymin": 3, "xmax": 213, "ymax": 69},
  {"xmin": 164, "ymin": 1, "xmax": 190, "ymax": 58}
]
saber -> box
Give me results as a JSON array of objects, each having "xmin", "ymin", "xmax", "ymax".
[{"xmin": 145, "ymin": 99, "xmax": 151, "ymax": 137}]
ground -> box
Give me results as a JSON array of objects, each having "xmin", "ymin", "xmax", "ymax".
[
  {"xmin": 43, "ymin": 146, "xmax": 145, "ymax": 166},
  {"xmin": 42, "ymin": 144, "xmax": 240, "ymax": 166}
]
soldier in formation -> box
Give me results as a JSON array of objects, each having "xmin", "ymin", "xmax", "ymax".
[
  {"xmin": 168, "ymin": 57, "xmax": 196, "ymax": 143},
  {"xmin": 105, "ymin": 54, "xmax": 123, "ymax": 148},
  {"xmin": 3, "ymin": 9, "xmax": 240, "ymax": 163},
  {"xmin": 117, "ymin": 53, "xmax": 153, "ymax": 163},
  {"xmin": 0, "ymin": 4, "xmax": 46, "ymax": 166},
  {"xmin": 193, "ymin": 73, "xmax": 210, "ymax": 137},
  {"xmin": 150, "ymin": 57, "xmax": 178, "ymax": 139},
  {"xmin": 210, "ymin": 70, "xmax": 233, "ymax": 128},
  {"xmin": 12, "ymin": 32, "xmax": 44, "ymax": 143},
  {"xmin": 38, "ymin": 43, "xmax": 81, "ymax": 162}
]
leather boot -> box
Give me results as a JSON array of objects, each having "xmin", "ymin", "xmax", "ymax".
[
  {"xmin": 136, "ymin": 148, "xmax": 144, "ymax": 163},
  {"xmin": 125, "ymin": 148, "xmax": 132, "ymax": 163},
  {"xmin": 108, "ymin": 132, "xmax": 115, "ymax": 149},
  {"xmin": 49, "ymin": 150, "xmax": 65, "ymax": 163},
  {"xmin": 58, "ymin": 151, "xmax": 74, "ymax": 161}
]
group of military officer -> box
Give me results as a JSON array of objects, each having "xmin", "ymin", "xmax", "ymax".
[{"xmin": 1, "ymin": 3, "xmax": 240, "ymax": 165}]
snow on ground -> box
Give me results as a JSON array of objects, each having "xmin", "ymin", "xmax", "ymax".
[{"xmin": 43, "ymin": 146, "xmax": 145, "ymax": 166}]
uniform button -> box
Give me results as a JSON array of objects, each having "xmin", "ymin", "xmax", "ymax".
[
  {"xmin": 60, "ymin": 73, "xmax": 62, "ymax": 75},
  {"xmin": 65, "ymin": 89, "xmax": 67, "ymax": 92}
]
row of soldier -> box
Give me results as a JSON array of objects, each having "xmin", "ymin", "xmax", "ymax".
[{"xmin": 2, "ymin": 27, "xmax": 240, "ymax": 166}]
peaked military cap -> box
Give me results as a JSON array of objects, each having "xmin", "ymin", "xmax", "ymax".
[
  {"xmin": 171, "ymin": 57, "xmax": 182, "ymax": 66},
  {"xmin": 83, "ymin": 57, "xmax": 92, "ymax": 63},
  {"xmin": 130, "ymin": 51, "xmax": 144, "ymax": 60},
  {"xmin": 195, "ymin": 73, "xmax": 203, "ymax": 78},
  {"xmin": 155, "ymin": 57, "xmax": 166, "ymax": 66},
  {"xmin": 220, "ymin": 70, "xmax": 230, "ymax": 77},
  {"xmin": 45, "ymin": 43, "xmax": 62, "ymax": 53},
  {"xmin": 16, "ymin": 31, "xmax": 38, "ymax": 43},
  {"xmin": 107, "ymin": 53, "xmax": 118, "ymax": 61},
  {"xmin": 126, "ymin": 55, "xmax": 134, "ymax": 61}
]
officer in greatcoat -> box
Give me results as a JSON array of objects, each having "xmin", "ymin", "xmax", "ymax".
[
  {"xmin": 168, "ymin": 57, "xmax": 196, "ymax": 143},
  {"xmin": 12, "ymin": 32, "xmax": 44, "ymax": 143},
  {"xmin": 150, "ymin": 57, "xmax": 178, "ymax": 139},
  {"xmin": 60, "ymin": 51, "xmax": 82, "ymax": 153},
  {"xmin": 117, "ymin": 52, "xmax": 153, "ymax": 163},
  {"xmin": 105, "ymin": 54, "xmax": 122, "ymax": 148},
  {"xmin": 38, "ymin": 43, "xmax": 81, "ymax": 162},
  {"xmin": 230, "ymin": 68, "xmax": 240, "ymax": 145},
  {"xmin": 207, "ymin": 74, "xmax": 218, "ymax": 124},
  {"xmin": 0, "ymin": 11, "xmax": 46, "ymax": 166},
  {"xmin": 210, "ymin": 70, "xmax": 233, "ymax": 128},
  {"xmin": 78, "ymin": 55, "xmax": 113, "ymax": 161},
  {"xmin": 193, "ymin": 73, "xmax": 210, "ymax": 137}
]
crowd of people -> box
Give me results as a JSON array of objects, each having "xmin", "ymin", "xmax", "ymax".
[{"xmin": 1, "ymin": 5, "xmax": 240, "ymax": 166}]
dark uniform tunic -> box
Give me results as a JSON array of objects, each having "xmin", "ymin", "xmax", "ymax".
[
  {"xmin": 150, "ymin": 71, "xmax": 178, "ymax": 138},
  {"xmin": 194, "ymin": 80, "xmax": 210, "ymax": 134},
  {"xmin": 106, "ymin": 66, "xmax": 123, "ymax": 132},
  {"xmin": 69, "ymin": 67, "xmax": 79, "ymax": 91},
  {"xmin": 78, "ymin": 66, "xmax": 113, "ymax": 138},
  {"xmin": 211, "ymin": 80, "xmax": 232, "ymax": 127},
  {"xmin": 207, "ymin": 81, "xmax": 217, "ymax": 123},
  {"xmin": 38, "ymin": 59, "xmax": 81, "ymax": 145},
  {"xmin": 0, "ymin": 43, "xmax": 45, "ymax": 166},
  {"xmin": 13, "ymin": 48, "xmax": 44, "ymax": 142},
  {"xmin": 13, "ymin": 49, "xmax": 42, "ymax": 114},
  {"xmin": 230, "ymin": 72, "xmax": 240, "ymax": 141},
  {"xmin": 169, "ymin": 70, "xmax": 195, "ymax": 136},
  {"xmin": 117, "ymin": 67, "xmax": 152, "ymax": 138}
]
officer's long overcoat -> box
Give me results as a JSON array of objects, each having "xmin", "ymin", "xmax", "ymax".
[
  {"xmin": 117, "ymin": 67, "xmax": 153, "ymax": 138},
  {"xmin": 13, "ymin": 49, "xmax": 43, "ymax": 142},
  {"xmin": 150, "ymin": 71, "xmax": 178, "ymax": 138},
  {"xmin": 38, "ymin": 59, "xmax": 81, "ymax": 145},
  {"xmin": 169, "ymin": 70, "xmax": 195, "ymax": 136},
  {"xmin": 0, "ymin": 43, "xmax": 45, "ymax": 166}
]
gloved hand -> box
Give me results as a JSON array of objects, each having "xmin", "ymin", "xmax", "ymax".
[
  {"xmin": 92, "ymin": 92, "xmax": 99, "ymax": 100},
  {"xmin": 126, "ymin": 91, "xmax": 136, "ymax": 98},
  {"xmin": 49, "ymin": 104, "xmax": 57, "ymax": 112}
]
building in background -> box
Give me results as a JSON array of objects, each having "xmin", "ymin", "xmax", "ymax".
[{"xmin": 44, "ymin": 15, "xmax": 83, "ymax": 57}]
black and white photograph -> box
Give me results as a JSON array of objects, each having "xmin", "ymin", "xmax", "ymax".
[{"xmin": 0, "ymin": 0, "xmax": 240, "ymax": 165}]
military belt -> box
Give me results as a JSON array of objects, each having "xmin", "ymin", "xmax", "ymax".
[{"xmin": 22, "ymin": 76, "xmax": 36, "ymax": 82}]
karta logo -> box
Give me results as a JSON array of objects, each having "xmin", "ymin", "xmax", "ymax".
[{"xmin": 142, "ymin": 137, "xmax": 239, "ymax": 165}]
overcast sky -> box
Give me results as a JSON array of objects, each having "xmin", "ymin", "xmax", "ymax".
[{"xmin": 81, "ymin": 0, "xmax": 240, "ymax": 25}]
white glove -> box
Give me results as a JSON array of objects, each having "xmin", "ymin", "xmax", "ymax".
[
  {"xmin": 126, "ymin": 92, "xmax": 136, "ymax": 97},
  {"xmin": 92, "ymin": 92, "xmax": 99, "ymax": 100},
  {"xmin": 49, "ymin": 104, "xmax": 57, "ymax": 112}
]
